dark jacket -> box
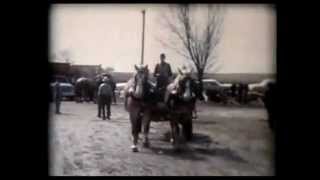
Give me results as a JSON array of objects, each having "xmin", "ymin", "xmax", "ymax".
[
  {"xmin": 98, "ymin": 82, "xmax": 113, "ymax": 96},
  {"xmin": 153, "ymin": 62, "xmax": 172, "ymax": 79},
  {"xmin": 54, "ymin": 82, "xmax": 62, "ymax": 100}
]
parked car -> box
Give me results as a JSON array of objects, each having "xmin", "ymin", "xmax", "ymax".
[
  {"xmin": 247, "ymin": 79, "xmax": 276, "ymax": 103},
  {"xmin": 249, "ymin": 79, "xmax": 276, "ymax": 95},
  {"xmin": 202, "ymin": 79, "xmax": 232, "ymax": 103},
  {"xmin": 116, "ymin": 82, "xmax": 127, "ymax": 99},
  {"xmin": 50, "ymin": 75, "xmax": 75, "ymax": 101}
]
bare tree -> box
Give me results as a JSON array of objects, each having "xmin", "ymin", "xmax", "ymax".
[
  {"xmin": 158, "ymin": 4, "xmax": 224, "ymax": 92},
  {"xmin": 52, "ymin": 49, "xmax": 74, "ymax": 64}
]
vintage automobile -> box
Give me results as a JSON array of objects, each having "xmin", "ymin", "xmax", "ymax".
[
  {"xmin": 116, "ymin": 82, "xmax": 127, "ymax": 99},
  {"xmin": 50, "ymin": 75, "xmax": 75, "ymax": 101},
  {"xmin": 249, "ymin": 78, "xmax": 276, "ymax": 94},
  {"xmin": 116, "ymin": 80, "xmax": 158, "ymax": 99},
  {"xmin": 247, "ymin": 79, "xmax": 276, "ymax": 103},
  {"xmin": 202, "ymin": 79, "xmax": 232, "ymax": 103}
]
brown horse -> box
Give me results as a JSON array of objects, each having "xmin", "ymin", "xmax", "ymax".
[
  {"xmin": 124, "ymin": 64, "xmax": 152, "ymax": 152},
  {"xmin": 164, "ymin": 67, "xmax": 202, "ymax": 146},
  {"xmin": 141, "ymin": 66, "xmax": 202, "ymax": 151},
  {"xmin": 75, "ymin": 77, "xmax": 96, "ymax": 103}
]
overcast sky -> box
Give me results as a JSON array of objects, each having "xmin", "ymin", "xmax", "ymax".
[{"xmin": 50, "ymin": 4, "xmax": 276, "ymax": 74}]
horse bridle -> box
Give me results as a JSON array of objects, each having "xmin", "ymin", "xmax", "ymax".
[
  {"xmin": 131, "ymin": 71, "xmax": 149, "ymax": 100},
  {"xmin": 176, "ymin": 76, "xmax": 197, "ymax": 101}
]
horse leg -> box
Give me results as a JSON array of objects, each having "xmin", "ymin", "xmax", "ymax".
[
  {"xmin": 182, "ymin": 114, "xmax": 193, "ymax": 141},
  {"xmin": 80, "ymin": 89, "xmax": 85, "ymax": 103},
  {"xmin": 130, "ymin": 110, "xmax": 140, "ymax": 152},
  {"xmin": 193, "ymin": 103, "xmax": 198, "ymax": 119},
  {"xmin": 170, "ymin": 120, "xmax": 180, "ymax": 150},
  {"xmin": 170, "ymin": 120, "xmax": 175, "ymax": 144},
  {"xmin": 170, "ymin": 120, "xmax": 180, "ymax": 142},
  {"xmin": 142, "ymin": 111, "xmax": 150, "ymax": 148},
  {"xmin": 85, "ymin": 88, "xmax": 90, "ymax": 102}
]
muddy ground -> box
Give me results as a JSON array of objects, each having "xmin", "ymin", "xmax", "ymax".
[{"xmin": 49, "ymin": 100, "xmax": 274, "ymax": 176}]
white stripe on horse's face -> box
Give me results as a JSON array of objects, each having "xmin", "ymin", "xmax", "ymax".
[
  {"xmin": 133, "ymin": 71, "xmax": 146, "ymax": 99},
  {"xmin": 134, "ymin": 80, "xmax": 143, "ymax": 98},
  {"xmin": 183, "ymin": 79, "xmax": 192, "ymax": 101}
]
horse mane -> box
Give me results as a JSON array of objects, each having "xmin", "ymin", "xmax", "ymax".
[
  {"xmin": 167, "ymin": 73, "xmax": 184, "ymax": 91},
  {"xmin": 124, "ymin": 77, "xmax": 134, "ymax": 92},
  {"xmin": 123, "ymin": 71, "xmax": 144, "ymax": 94}
]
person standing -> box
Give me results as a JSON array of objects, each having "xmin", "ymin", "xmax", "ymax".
[
  {"xmin": 97, "ymin": 77, "xmax": 113, "ymax": 120},
  {"xmin": 153, "ymin": 53, "xmax": 173, "ymax": 100},
  {"xmin": 53, "ymin": 80, "xmax": 62, "ymax": 114},
  {"xmin": 108, "ymin": 74, "xmax": 117, "ymax": 105}
]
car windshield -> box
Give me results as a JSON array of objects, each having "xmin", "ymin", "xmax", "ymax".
[
  {"xmin": 53, "ymin": 77, "xmax": 68, "ymax": 83},
  {"xmin": 203, "ymin": 81, "xmax": 218, "ymax": 86},
  {"xmin": 205, "ymin": 80, "xmax": 218, "ymax": 85}
]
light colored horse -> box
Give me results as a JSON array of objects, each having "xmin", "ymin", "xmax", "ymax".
[
  {"xmin": 164, "ymin": 66, "xmax": 200, "ymax": 143},
  {"xmin": 124, "ymin": 64, "xmax": 151, "ymax": 152}
]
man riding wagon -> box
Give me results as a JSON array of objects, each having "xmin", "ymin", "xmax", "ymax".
[{"xmin": 153, "ymin": 53, "xmax": 173, "ymax": 101}]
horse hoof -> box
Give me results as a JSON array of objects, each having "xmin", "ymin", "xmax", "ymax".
[{"xmin": 131, "ymin": 145, "xmax": 139, "ymax": 152}]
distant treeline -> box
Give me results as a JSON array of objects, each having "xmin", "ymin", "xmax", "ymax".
[{"xmin": 112, "ymin": 72, "xmax": 276, "ymax": 84}]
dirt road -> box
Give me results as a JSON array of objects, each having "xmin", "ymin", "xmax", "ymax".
[{"xmin": 49, "ymin": 100, "xmax": 274, "ymax": 176}]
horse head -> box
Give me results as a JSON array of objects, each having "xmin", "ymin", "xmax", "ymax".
[
  {"xmin": 178, "ymin": 76, "xmax": 196, "ymax": 102},
  {"xmin": 175, "ymin": 66, "xmax": 197, "ymax": 102},
  {"xmin": 132, "ymin": 64, "xmax": 149, "ymax": 99}
]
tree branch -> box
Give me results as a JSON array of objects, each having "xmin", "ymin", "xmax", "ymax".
[
  {"xmin": 156, "ymin": 36, "xmax": 191, "ymax": 60},
  {"xmin": 158, "ymin": 4, "xmax": 224, "ymax": 77}
]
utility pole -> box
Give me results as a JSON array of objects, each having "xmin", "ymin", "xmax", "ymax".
[{"xmin": 141, "ymin": 10, "xmax": 146, "ymax": 65}]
